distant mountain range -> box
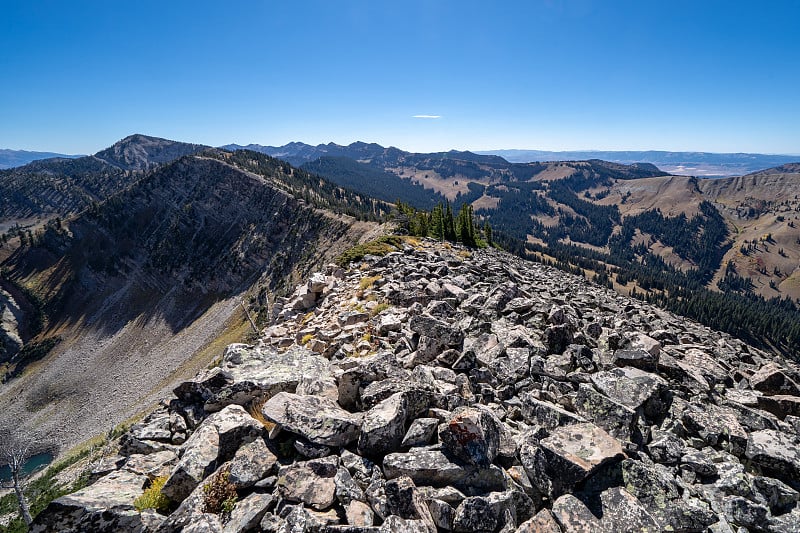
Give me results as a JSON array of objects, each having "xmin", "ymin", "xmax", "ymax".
[
  {"xmin": 0, "ymin": 149, "xmax": 82, "ymax": 169},
  {"xmin": 222, "ymin": 141, "xmax": 799, "ymax": 178},
  {"xmin": 475, "ymin": 149, "xmax": 799, "ymax": 177}
]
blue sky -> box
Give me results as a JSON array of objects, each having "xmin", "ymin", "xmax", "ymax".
[{"xmin": 2, "ymin": 0, "xmax": 799, "ymax": 154}]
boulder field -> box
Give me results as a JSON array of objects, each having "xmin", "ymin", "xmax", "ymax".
[{"xmin": 33, "ymin": 239, "xmax": 800, "ymax": 532}]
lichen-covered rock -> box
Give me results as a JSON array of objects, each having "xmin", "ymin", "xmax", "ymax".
[
  {"xmin": 516, "ymin": 509, "xmax": 561, "ymax": 533},
  {"xmin": 526, "ymin": 422, "xmax": 625, "ymax": 498},
  {"xmin": 384, "ymin": 477, "xmax": 436, "ymax": 531},
  {"xmin": 410, "ymin": 314, "xmax": 464, "ymax": 347},
  {"xmin": 439, "ymin": 407, "xmax": 500, "ymax": 467},
  {"xmin": 591, "ymin": 367, "xmax": 669, "ymax": 420},
  {"xmin": 228, "ymin": 437, "xmax": 278, "ymax": 489},
  {"xmin": 276, "ymin": 456, "xmax": 339, "ymax": 510},
  {"xmin": 358, "ymin": 392, "xmax": 409, "ymax": 457},
  {"xmin": 401, "ymin": 417, "xmax": 439, "ymax": 447},
  {"xmin": 161, "ymin": 423, "xmax": 220, "ymax": 502},
  {"xmin": 746, "ymin": 429, "xmax": 800, "ymax": 480},
  {"xmin": 574, "ymin": 383, "xmax": 638, "ymax": 442},
  {"xmin": 222, "ymin": 493, "xmax": 274, "ymax": 533},
  {"xmin": 206, "ymin": 345, "xmax": 332, "ymax": 411},
  {"xmin": 262, "ymin": 391, "xmax": 362, "ymax": 447},
  {"xmin": 383, "ymin": 448, "xmax": 507, "ymax": 493},
  {"xmin": 30, "ymin": 470, "xmax": 147, "ymax": 533},
  {"xmin": 750, "ymin": 363, "xmax": 800, "ymax": 396},
  {"xmin": 519, "ymin": 394, "xmax": 585, "ymax": 429}
]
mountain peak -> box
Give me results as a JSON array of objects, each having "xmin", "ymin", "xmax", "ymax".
[{"xmin": 94, "ymin": 134, "xmax": 206, "ymax": 170}]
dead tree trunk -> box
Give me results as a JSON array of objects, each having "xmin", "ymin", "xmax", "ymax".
[{"xmin": 11, "ymin": 466, "xmax": 33, "ymax": 526}]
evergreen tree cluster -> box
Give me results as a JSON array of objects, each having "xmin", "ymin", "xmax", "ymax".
[{"xmin": 394, "ymin": 201, "xmax": 491, "ymax": 248}]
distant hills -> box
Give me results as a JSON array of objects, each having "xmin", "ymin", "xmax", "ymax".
[
  {"xmin": 476, "ymin": 149, "xmax": 800, "ymax": 177},
  {"xmin": 0, "ymin": 149, "xmax": 82, "ymax": 169},
  {"xmin": 223, "ymin": 140, "xmax": 800, "ymax": 344}
]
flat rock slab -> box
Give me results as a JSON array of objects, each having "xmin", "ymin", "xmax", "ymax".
[
  {"xmin": 31, "ymin": 470, "xmax": 147, "ymax": 533},
  {"xmin": 533, "ymin": 422, "xmax": 625, "ymax": 497},
  {"xmin": 207, "ymin": 344, "xmax": 332, "ymax": 411},
  {"xmin": 746, "ymin": 429, "xmax": 800, "ymax": 480},
  {"xmin": 383, "ymin": 448, "xmax": 507, "ymax": 493},
  {"xmin": 263, "ymin": 391, "xmax": 363, "ymax": 447},
  {"xmin": 750, "ymin": 363, "xmax": 800, "ymax": 396},
  {"xmin": 757, "ymin": 394, "xmax": 800, "ymax": 420},
  {"xmin": 591, "ymin": 367, "xmax": 668, "ymax": 416}
]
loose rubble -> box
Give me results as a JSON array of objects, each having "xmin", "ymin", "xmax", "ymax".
[{"xmin": 32, "ymin": 238, "xmax": 800, "ymax": 532}]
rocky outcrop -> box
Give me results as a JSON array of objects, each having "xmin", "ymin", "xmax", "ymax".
[{"xmin": 34, "ymin": 238, "xmax": 800, "ymax": 531}]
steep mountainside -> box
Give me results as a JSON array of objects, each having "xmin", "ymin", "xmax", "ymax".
[
  {"xmin": 0, "ymin": 153, "xmax": 380, "ymax": 453},
  {"xmin": 0, "ymin": 135, "xmax": 206, "ymax": 222},
  {"xmin": 31, "ymin": 239, "xmax": 800, "ymax": 532},
  {"xmin": 0, "ymin": 149, "xmax": 82, "ymax": 170}
]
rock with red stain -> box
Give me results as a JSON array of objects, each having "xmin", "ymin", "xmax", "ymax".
[{"xmin": 439, "ymin": 407, "xmax": 500, "ymax": 467}]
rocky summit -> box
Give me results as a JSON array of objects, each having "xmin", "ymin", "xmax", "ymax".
[{"xmin": 33, "ymin": 238, "xmax": 800, "ymax": 532}]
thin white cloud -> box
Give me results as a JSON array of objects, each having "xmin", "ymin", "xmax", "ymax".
[{"xmin": 412, "ymin": 114, "xmax": 442, "ymax": 119}]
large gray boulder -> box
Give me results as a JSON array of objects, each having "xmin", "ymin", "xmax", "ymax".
[
  {"xmin": 162, "ymin": 405, "xmax": 263, "ymax": 502},
  {"xmin": 30, "ymin": 470, "xmax": 147, "ymax": 533},
  {"xmin": 522, "ymin": 422, "xmax": 625, "ymax": 498},
  {"xmin": 383, "ymin": 448, "xmax": 507, "ymax": 493},
  {"xmin": 358, "ymin": 392, "xmax": 409, "ymax": 457},
  {"xmin": 746, "ymin": 429, "xmax": 800, "ymax": 480},
  {"xmin": 591, "ymin": 367, "xmax": 669, "ymax": 420},
  {"xmin": 262, "ymin": 391, "xmax": 362, "ymax": 446},
  {"xmin": 206, "ymin": 345, "xmax": 332, "ymax": 411},
  {"xmin": 439, "ymin": 407, "xmax": 501, "ymax": 467},
  {"xmin": 276, "ymin": 456, "xmax": 340, "ymax": 510}
]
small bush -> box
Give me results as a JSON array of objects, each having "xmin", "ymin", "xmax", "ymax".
[
  {"xmin": 203, "ymin": 467, "xmax": 237, "ymax": 516},
  {"xmin": 300, "ymin": 333, "xmax": 313, "ymax": 345},
  {"xmin": 134, "ymin": 476, "xmax": 171, "ymax": 513}
]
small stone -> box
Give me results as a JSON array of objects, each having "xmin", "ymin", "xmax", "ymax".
[
  {"xmin": 222, "ymin": 493, "xmax": 274, "ymax": 533},
  {"xmin": 346, "ymin": 500, "xmax": 375, "ymax": 527}
]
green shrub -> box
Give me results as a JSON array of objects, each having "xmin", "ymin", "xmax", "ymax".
[{"xmin": 133, "ymin": 475, "xmax": 172, "ymax": 513}]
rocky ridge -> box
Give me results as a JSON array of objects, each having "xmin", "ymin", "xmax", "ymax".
[{"xmin": 33, "ymin": 238, "xmax": 800, "ymax": 532}]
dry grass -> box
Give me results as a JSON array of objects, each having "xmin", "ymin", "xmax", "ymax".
[
  {"xmin": 247, "ymin": 396, "xmax": 276, "ymax": 432},
  {"xmin": 370, "ymin": 302, "xmax": 390, "ymax": 316},
  {"xmin": 359, "ymin": 275, "xmax": 382, "ymax": 290}
]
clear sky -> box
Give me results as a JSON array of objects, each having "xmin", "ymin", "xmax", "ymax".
[{"xmin": 2, "ymin": 0, "xmax": 799, "ymax": 154}]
